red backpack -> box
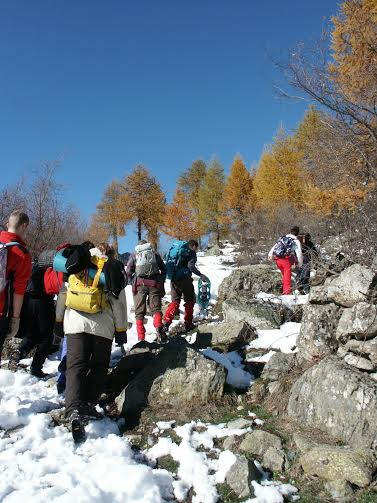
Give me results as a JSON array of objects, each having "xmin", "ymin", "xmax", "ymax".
[{"xmin": 44, "ymin": 267, "xmax": 63, "ymax": 296}]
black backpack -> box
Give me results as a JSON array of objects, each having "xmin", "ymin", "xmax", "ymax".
[{"xmin": 25, "ymin": 261, "xmax": 46, "ymax": 299}]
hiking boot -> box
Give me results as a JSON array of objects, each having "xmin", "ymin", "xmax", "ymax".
[
  {"xmin": 67, "ymin": 409, "xmax": 86, "ymax": 443},
  {"xmin": 157, "ymin": 325, "xmax": 168, "ymax": 343},
  {"xmin": 80, "ymin": 403, "xmax": 104, "ymax": 419},
  {"xmin": 8, "ymin": 350, "xmax": 21, "ymax": 372},
  {"xmin": 30, "ymin": 368, "xmax": 49, "ymax": 379},
  {"xmin": 184, "ymin": 323, "xmax": 197, "ymax": 333}
]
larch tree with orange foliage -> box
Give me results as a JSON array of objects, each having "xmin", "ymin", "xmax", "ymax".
[
  {"xmin": 222, "ymin": 156, "xmax": 254, "ymax": 233},
  {"xmin": 163, "ymin": 189, "xmax": 198, "ymax": 241},
  {"xmin": 123, "ymin": 165, "xmax": 165, "ymax": 248}
]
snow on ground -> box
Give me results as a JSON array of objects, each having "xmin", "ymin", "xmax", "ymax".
[
  {"xmin": 255, "ymin": 292, "xmax": 309, "ymax": 309},
  {"xmin": 0, "ymin": 244, "xmax": 301, "ymax": 502}
]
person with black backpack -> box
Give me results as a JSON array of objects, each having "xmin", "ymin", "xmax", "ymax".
[
  {"xmin": 126, "ymin": 240, "xmax": 167, "ymax": 342},
  {"xmin": 268, "ymin": 226, "xmax": 303, "ymax": 295},
  {"xmin": 0, "ymin": 211, "xmax": 32, "ymax": 364},
  {"xmin": 8, "ymin": 257, "xmax": 63, "ymax": 376}
]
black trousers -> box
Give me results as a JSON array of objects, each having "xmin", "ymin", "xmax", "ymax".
[
  {"xmin": 65, "ymin": 332, "xmax": 112, "ymax": 416},
  {"xmin": 18, "ymin": 296, "xmax": 55, "ymax": 371}
]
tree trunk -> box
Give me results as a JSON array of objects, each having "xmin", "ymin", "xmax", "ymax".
[
  {"xmin": 113, "ymin": 230, "xmax": 119, "ymax": 258},
  {"xmin": 137, "ymin": 218, "xmax": 142, "ymax": 241}
]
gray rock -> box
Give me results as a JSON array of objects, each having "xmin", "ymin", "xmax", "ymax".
[
  {"xmin": 239, "ymin": 430, "xmax": 282, "ymax": 457},
  {"xmin": 292, "ymin": 433, "xmax": 317, "ymax": 454},
  {"xmin": 296, "ymin": 304, "xmax": 343, "ymax": 360},
  {"xmin": 324, "ymin": 480, "xmax": 354, "ymax": 500},
  {"xmin": 204, "ymin": 245, "xmax": 223, "ymax": 257},
  {"xmin": 323, "ymin": 264, "xmax": 377, "ymax": 307},
  {"xmin": 288, "ymin": 356, "xmax": 377, "ymax": 449},
  {"xmin": 344, "ymin": 353, "xmax": 376, "ymax": 371},
  {"xmin": 196, "ymin": 321, "xmax": 256, "ymax": 352},
  {"xmin": 267, "ymin": 381, "xmax": 282, "ymax": 394},
  {"xmin": 261, "ymin": 353, "xmax": 296, "ymax": 382},
  {"xmin": 225, "ymin": 455, "xmax": 261, "ymax": 499},
  {"xmin": 223, "ymin": 435, "xmax": 238, "ymax": 451},
  {"xmin": 300, "ymin": 445, "xmax": 377, "ymax": 488},
  {"xmin": 336, "ymin": 302, "xmax": 377, "ymax": 343},
  {"xmin": 223, "ymin": 296, "xmax": 282, "ymax": 330},
  {"xmin": 218, "ymin": 264, "xmax": 281, "ymax": 302},
  {"xmin": 343, "ymin": 338, "xmax": 377, "ymax": 364},
  {"xmin": 227, "ymin": 418, "xmax": 254, "ymax": 430},
  {"xmin": 262, "ymin": 447, "xmax": 286, "ymax": 472},
  {"xmin": 114, "ymin": 340, "xmax": 227, "ymax": 424}
]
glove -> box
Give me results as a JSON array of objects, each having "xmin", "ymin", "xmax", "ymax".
[
  {"xmin": 200, "ymin": 274, "xmax": 209, "ymax": 283},
  {"xmin": 7, "ymin": 317, "xmax": 20, "ymax": 338},
  {"xmin": 115, "ymin": 331, "xmax": 127, "ymax": 346},
  {"xmin": 53, "ymin": 321, "xmax": 64, "ymax": 345}
]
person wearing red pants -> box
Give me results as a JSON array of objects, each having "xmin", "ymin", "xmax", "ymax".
[
  {"xmin": 126, "ymin": 241, "xmax": 167, "ymax": 342},
  {"xmin": 268, "ymin": 227, "xmax": 303, "ymax": 295},
  {"xmin": 163, "ymin": 239, "xmax": 209, "ymax": 333}
]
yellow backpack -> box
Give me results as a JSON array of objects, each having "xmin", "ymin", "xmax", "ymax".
[{"xmin": 66, "ymin": 256, "xmax": 108, "ymax": 314}]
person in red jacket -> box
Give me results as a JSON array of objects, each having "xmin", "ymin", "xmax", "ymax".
[{"xmin": 0, "ymin": 211, "xmax": 32, "ymax": 361}]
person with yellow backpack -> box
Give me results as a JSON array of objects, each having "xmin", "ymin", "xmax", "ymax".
[{"xmin": 55, "ymin": 243, "xmax": 127, "ymax": 442}]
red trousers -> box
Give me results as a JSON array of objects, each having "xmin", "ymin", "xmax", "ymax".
[{"xmin": 275, "ymin": 257, "xmax": 294, "ymax": 295}]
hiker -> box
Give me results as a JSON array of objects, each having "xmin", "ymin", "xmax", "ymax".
[
  {"xmin": 297, "ymin": 233, "xmax": 317, "ymax": 294},
  {"xmin": 55, "ymin": 243, "xmax": 127, "ymax": 441},
  {"xmin": 126, "ymin": 240, "xmax": 167, "ymax": 342},
  {"xmin": 163, "ymin": 239, "xmax": 209, "ymax": 332},
  {"xmin": 8, "ymin": 258, "xmax": 63, "ymax": 376},
  {"xmin": 0, "ymin": 211, "xmax": 32, "ymax": 363},
  {"xmin": 268, "ymin": 226, "xmax": 303, "ymax": 295}
]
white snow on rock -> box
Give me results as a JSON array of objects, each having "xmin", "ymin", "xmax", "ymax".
[
  {"xmin": 247, "ymin": 322, "xmax": 301, "ymax": 361},
  {"xmin": 202, "ymin": 348, "xmax": 253, "ymax": 388}
]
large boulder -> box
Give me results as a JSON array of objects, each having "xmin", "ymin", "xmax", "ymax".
[
  {"xmin": 310, "ymin": 265, "xmax": 377, "ymax": 308},
  {"xmin": 296, "ymin": 304, "xmax": 343, "ymax": 360},
  {"xmin": 223, "ymin": 296, "xmax": 282, "ymax": 330},
  {"xmin": 288, "ymin": 356, "xmax": 377, "ymax": 449},
  {"xmin": 300, "ymin": 445, "xmax": 377, "ymax": 488},
  {"xmin": 196, "ymin": 321, "xmax": 256, "ymax": 351},
  {"xmin": 336, "ymin": 302, "xmax": 377, "ymax": 343},
  {"xmin": 114, "ymin": 340, "xmax": 227, "ymax": 427},
  {"xmin": 218, "ymin": 264, "xmax": 281, "ymax": 302}
]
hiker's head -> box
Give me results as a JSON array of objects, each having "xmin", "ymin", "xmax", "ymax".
[
  {"xmin": 188, "ymin": 239, "xmax": 199, "ymax": 252},
  {"xmin": 7, "ymin": 211, "xmax": 29, "ymax": 238},
  {"xmin": 98, "ymin": 242, "xmax": 111, "ymax": 256},
  {"xmin": 290, "ymin": 226, "xmax": 300, "ymax": 237},
  {"xmin": 81, "ymin": 240, "xmax": 95, "ymax": 250}
]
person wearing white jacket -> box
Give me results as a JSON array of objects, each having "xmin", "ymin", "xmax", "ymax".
[
  {"xmin": 268, "ymin": 226, "xmax": 303, "ymax": 295},
  {"xmin": 55, "ymin": 246, "xmax": 127, "ymax": 441}
]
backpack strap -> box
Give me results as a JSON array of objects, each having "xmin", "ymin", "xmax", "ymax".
[
  {"xmin": 5, "ymin": 241, "xmax": 29, "ymax": 255},
  {"xmin": 92, "ymin": 258, "xmax": 106, "ymax": 289}
]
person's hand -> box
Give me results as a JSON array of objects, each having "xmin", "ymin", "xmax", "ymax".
[
  {"xmin": 53, "ymin": 321, "xmax": 64, "ymax": 344},
  {"xmin": 200, "ymin": 274, "xmax": 209, "ymax": 283},
  {"xmin": 7, "ymin": 317, "xmax": 20, "ymax": 338},
  {"xmin": 115, "ymin": 331, "xmax": 127, "ymax": 346},
  {"xmin": 268, "ymin": 255, "xmax": 273, "ymax": 262}
]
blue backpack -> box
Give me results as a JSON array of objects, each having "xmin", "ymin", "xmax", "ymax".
[
  {"xmin": 166, "ymin": 240, "xmax": 191, "ymax": 280},
  {"xmin": 273, "ymin": 235, "xmax": 295, "ymax": 258}
]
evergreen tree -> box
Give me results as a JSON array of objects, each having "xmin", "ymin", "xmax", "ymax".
[
  {"xmin": 123, "ymin": 165, "xmax": 165, "ymax": 248},
  {"xmin": 198, "ymin": 159, "xmax": 227, "ymax": 244},
  {"xmin": 163, "ymin": 189, "xmax": 198, "ymax": 241}
]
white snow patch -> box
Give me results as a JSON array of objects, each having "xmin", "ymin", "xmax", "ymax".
[
  {"xmin": 201, "ymin": 348, "xmax": 253, "ymax": 389},
  {"xmin": 248, "ymin": 322, "xmax": 301, "ymax": 355}
]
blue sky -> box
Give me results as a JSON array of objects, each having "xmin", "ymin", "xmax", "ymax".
[{"xmin": 0, "ymin": 0, "xmax": 339, "ymax": 249}]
